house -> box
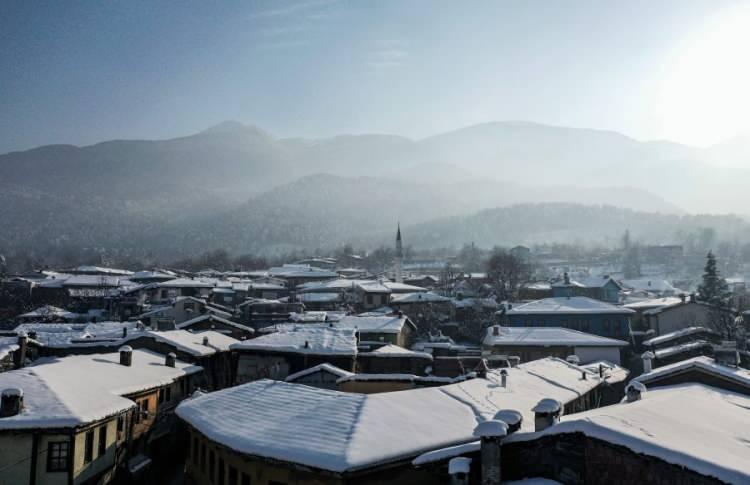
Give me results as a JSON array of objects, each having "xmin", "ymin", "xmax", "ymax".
[
  {"xmin": 389, "ymin": 291, "xmax": 452, "ymax": 317},
  {"xmin": 232, "ymin": 326, "xmax": 358, "ymax": 383},
  {"xmin": 482, "ymin": 325, "xmax": 629, "ymax": 365},
  {"xmin": 0, "ymin": 337, "xmax": 21, "ymax": 372},
  {"xmin": 403, "ymin": 275, "xmax": 439, "ymax": 289},
  {"xmin": 642, "ymin": 326, "xmax": 720, "ymax": 351},
  {"xmin": 643, "ymin": 298, "xmax": 732, "ymax": 337},
  {"xmin": 335, "ymin": 314, "xmax": 417, "ymax": 347},
  {"xmin": 620, "ymin": 278, "xmax": 681, "ymax": 297},
  {"xmin": 356, "ymin": 343, "xmax": 433, "ymax": 375},
  {"xmin": 152, "ymin": 278, "xmax": 218, "ymax": 304},
  {"xmin": 518, "ymin": 282, "xmax": 553, "ymax": 300},
  {"xmin": 238, "ymin": 299, "xmax": 305, "ymax": 329},
  {"xmin": 551, "ymin": 273, "xmax": 622, "ymax": 304},
  {"xmin": 176, "ymin": 358, "xmax": 612, "ymax": 485},
  {"xmin": 622, "ymin": 296, "xmax": 683, "ymax": 331},
  {"xmin": 502, "ymin": 297, "xmax": 634, "ymax": 340},
  {"xmin": 135, "ymin": 296, "xmax": 225, "ymax": 329},
  {"xmin": 498, "ymin": 383, "xmax": 750, "ymax": 484},
  {"xmin": 15, "ymin": 305, "xmax": 78, "ymax": 323},
  {"xmin": 0, "ymin": 347, "xmax": 201, "ymax": 484},
  {"xmin": 335, "ymin": 373, "xmax": 470, "ymax": 394},
  {"xmin": 268, "ymin": 264, "xmax": 338, "ymax": 290}
]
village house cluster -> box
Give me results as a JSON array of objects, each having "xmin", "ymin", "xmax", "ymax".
[{"xmin": 0, "ymin": 228, "xmax": 748, "ymax": 484}]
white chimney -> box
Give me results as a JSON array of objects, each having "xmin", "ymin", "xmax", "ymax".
[
  {"xmin": 0, "ymin": 388, "xmax": 23, "ymax": 417},
  {"xmin": 473, "ymin": 419, "xmax": 508, "ymax": 485},
  {"xmin": 641, "ymin": 351, "xmax": 654, "ymax": 374}
]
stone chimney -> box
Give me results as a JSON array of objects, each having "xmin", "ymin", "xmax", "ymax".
[
  {"xmin": 202, "ymin": 336, "xmax": 209, "ymax": 346},
  {"xmin": 641, "ymin": 351, "xmax": 654, "ymax": 374},
  {"xmin": 448, "ymin": 457, "xmax": 472, "ymax": 485},
  {"xmin": 492, "ymin": 326, "xmax": 500, "ymax": 336},
  {"xmin": 122, "ymin": 327, "xmax": 128, "ymax": 338},
  {"xmin": 473, "ymin": 419, "xmax": 508, "ymax": 485},
  {"xmin": 532, "ymin": 398, "xmax": 562, "ymax": 432},
  {"xmin": 13, "ymin": 335, "xmax": 27, "ymax": 369},
  {"xmin": 626, "ymin": 381, "xmax": 646, "ymax": 402},
  {"xmin": 0, "ymin": 388, "xmax": 23, "ymax": 417},
  {"xmin": 494, "ymin": 409, "xmax": 522, "ymax": 434},
  {"xmin": 119, "ymin": 345, "xmax": 133, "ymax": 367},
  {"xmin": 563, "ymin": 272, "xmax": 570, "ymax": 285},
  {"xmin": 165, "ymin": 352, "xmax": 176, "ymax": 368}
]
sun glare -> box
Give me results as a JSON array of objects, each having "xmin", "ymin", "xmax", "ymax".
[{"xmin": 656, "ymin": 6, "xmax": 750, "ymax": 146}]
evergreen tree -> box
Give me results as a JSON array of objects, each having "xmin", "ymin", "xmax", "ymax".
[{"xmin": 697, "ymin": 251, "xmax": 731, "ymax": 306}]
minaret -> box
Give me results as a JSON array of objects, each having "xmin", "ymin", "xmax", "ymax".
[{"xmin": 395, "ymin": 223, "xmax": 404, "ymax": 283}]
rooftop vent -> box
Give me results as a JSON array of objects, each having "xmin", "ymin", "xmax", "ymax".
[
  {"xmin": 165, "ymin": 352, "xmax": 176, "ymax": 368},
  {"xmin": 532, "ymin": 398, "xmax": 562, "ymax": 432},
  {"xmin": 626, "ymin": 381, "xmax": 647, "ymax": 402},
  {"xmin": 119, "ymin": 345, "xmax": 133, "ymax": 366}
]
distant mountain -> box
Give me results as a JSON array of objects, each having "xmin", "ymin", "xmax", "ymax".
[{"xmin": 1, "ymin": 120, "xmax": 750, "ymax": 264}]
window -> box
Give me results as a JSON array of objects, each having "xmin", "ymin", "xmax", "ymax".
[
  {"xmin": 218, "ymin": 458, "xmax": 225, "ymax": 485},
  {"xmin": 200, "ymin": 443, "xmax": 207, "ymax": 472},
  {"xmin": 241, "ymin": 473, "xmax": 250, "ymax": 485},
  {"xmin": 366, "ymin": 294, "xmax": 373, "ymax": 305},
  {"xmin": 228, "ymin": 466, "xmax": 238, "ymax": 485},
  {"xmin": 47, "ymin": 442, "xmax": 69, "ymax": 472},
  {"xmin": 84, "ymin": 430, "xmax": 94, "ymax": 463},
  {"xmin": 117, "ymin": 415, "xmax": 125, "ymax": 435},
  {"xmin": 98, "ymin": 425, "xmax": 107, "ymax": 456},
  {"xmin": 209, "ymin": 450, "xmax": 215, "ymax": 481},
  {"xmin": 166, "ymin": 386, "xmax": 172, "ymax": 402}
]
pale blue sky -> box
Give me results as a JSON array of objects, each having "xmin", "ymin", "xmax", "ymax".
[{"xmin": 1, "ymin": 0, "xmax": 748, "ymax": 153}]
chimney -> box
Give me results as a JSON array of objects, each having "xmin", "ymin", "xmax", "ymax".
[
  {"xmin": 626, "ymin": 381, "xmax": 646, "ymax": 402},
  {"xmin": 492, "ymin": 326, "xmax": 500, "ymax": 336},
  {"xmin": 508, "ymin": 356, "xmax": 520, "ymax": 368},
  {"xmin": 679, "ymin": 293, "xmax": 686, "ymax": 303},
  {"xmin": 473, "ymin": 419, "xmax": 508, "ymax": 485},
  {"xmin": 475, "ymin": 359, "xmax": 489, "ymax": 379},
  {"xmin": 119, "ymin": 345, "xmax": 133, "ymax": 366},
  {"xmin": 563, "ymin": 272, "xmax": 570, "ymax": 285},
  {"xmin": 581, "ymin": 370, "xmax": 587, "ymax": 380},
  {"xmin": 494, "ymin": 409, "xmax": 522, "ymax": 434},
  {"xmin": 641, "ymin": 351, "xmax": 654, "ymax": 374},
  {"xmin": 532, "ymin": 398, "xmax": 562, "ymax": 432},
  {"xmin": 165, "ymin": 352, "xmax": 176, "ymax": 368},
  {"xmin": 0, "ymin": 388, "xmax": 24, "ymax": 417},
  {"xmin": 202, "ymin": 336, "xmax": 209, "ymax": 346},
  {"xmin": 566, "ymin": 355, "xmax": 580, "ymax": 365},
  {"xmin": 122, "ymin": 327, "xmax": 128, "ymax": 338},
  {"xmin": 14, "ymin": 336, "xmax": 27, "ymax": 369},
  {"xmin": 598, "ymin": 364, "xmax": 604, "ymax": 379},
  {"xmin": 304, "ymin": 340, "xmax": 310, "ymax": 349},
  {"xmin": 448, "ymin": 457, "xmax": 472, "ymax": 485},
  {"xmin": 500, "ymin": 369, "xmax": 508, "ymax": 388}
]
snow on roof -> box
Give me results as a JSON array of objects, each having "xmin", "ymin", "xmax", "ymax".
[
  {"xmin": 0, "ymin": 337, "xmax": 20, "ymax": 361},
  {"xmin": 289, "ymin": 311, "xmax": 329, "ymax": 322},
  {"xmin": 623, "ymin": 296, "xmax": 683, "ymax": 310},
  {"xmin": 17, "ymin": 305, "xmax": 78, "ymax": 320},
  {"xmin": 523, "ymin": 282, "xmax": 552, "ymax": 291},
  {"xmin": 580, "ymin": 361, "xmax": 630, "ymax": 384},
  {"xmin": 61, "ymin": 274, "xmax": 130, "ymax": 288},
  {"xmin": 383, "ymin": 281, "xmax": 428, "ymax": 293},
  {"xmin": 285, "ymin": 363, "xmax": 354, "ymax": 382},
  {"xmin": 0, "ymin": 349, "xmax": 200, "ymax": 431},
  {"xmin": 70, "ymin": 265, "xmax": 133, "ymax": 276},
  {"xmin": 642, "ymin": 326, "xmax": 718, "ymax": 347},
  {"xmin": 506, "ymin": 383, "xmax": 750, "ymax": 484},
  {"xmin": 391, "ymin": 291, "xmax": 451, "ymax": 304},
  {"xmin": 653, "ymin": 340, "xmax": 712, "ymax": 359},
  {"xmin": 452, "ymin": 297, "xmax": 500, "ymax": 309},
  {"xmin": 483, "ymin": 326, "xmax": 629, "ymax": 348},
  {"xmin": 297, "ymin": 292, "xmax": 342, "ymax": 303},
  {"xmin": 359, "ymin": 344, "xmax": 433, "ymax": 360},
  {"xmin": 634, "ymin": 356, "xmax": 750, "ymax": 389},
  {"xmin": 231, "ymin": 326, "xmax": 357, "ymax": 356},
  {"xmin": 504, "ymin": 297, "xmax": 634, "ymax": 315},
  {"xmin": 144, "ymin": 330, "xmax": 239, "ymax": 357},
  {"xmin": 176, "ymin": 314, "xmax": 253, "ymax": 333},
  {"xmin": 177, "ymin": 357, "xmax": 603, "ymax": 473},
  {"xmin": 15, "ymin": 321, "xmax": 142, "ymax": 348},
  {"xmin": 158, "ymin": 278, "xmax": 217, "ymax": 288},
  {"xmin": 335, "ymin": 315, "xmax": 411, "ymax": 334},
  {"xmin": 620, "ymin": 278, "xmax": 678, "ymax": 293}
]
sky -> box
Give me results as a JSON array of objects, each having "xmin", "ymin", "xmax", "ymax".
[{"xmin": 1, "ymin": 0, "xmax": 750, "ymax": 153}]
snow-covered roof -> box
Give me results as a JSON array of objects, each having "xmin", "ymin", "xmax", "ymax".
[
  {"xmin": 634, "ymin": 356, "xmax": 750, "ymax": 389},
  {"xmin": 383, "ymin": 281, "xmax": 428, "ymax": 293},
  {"xmin": 297, "ymin": 292, "xmax": 342, "ymax": 303},
  {"xmin": 620, "ymin": 278, "xmax": 679, "ymax": 293},
  {"xmin": 17, "ymin": 305, "xmax": 77, "ymax": 320},
  {"xmin": 623, "ymin": 296, "xmax": 683, "ymax": 310},
  {"xmin": 505, "ymin": 297, "xmax": 634, "ymax": 315},
  {"xmin": 580, "ymin": 360, "xmax": 630, "ymax": 384},
  {"xmin": 0, "ymin": 349, "xmax": 200, "ymax": 431},
  {"xmin": 158, "ymin": 278, "xmax": 217, "ymax": 288},
  {"xmin": 359, "ymin": 344, "xmax": 433, "ymax": 360},
  {"xmin": 335, "ymin": 315, "xmax": 412, "ymax": 334},
  {"xmin": 0, "ymin": 337, "xmax": 20, "ymax": 361},
  {"xmin": 15, "ymin": 321, "xmax": 142, "ymax": 348},
  {"xmin": 483, "ymin": 326, "xmax": 629, "ymax": 348},
  {"xmin": 176, "ymin": 314, "xmax": 253, "ymax": 333},
  {"xmin": 285, "ymin": 363, "xmax": 354, "ymax": 382},
  {"xmin": 231, "ymin": 326, "xmax": 357, "ymax": 356},
  {"xmin": 70, "ymin": 265, "xmax": 133, "ymax": 276},
  {"xmin": 143, "ymin": 330, "xmax": 239, "ymax": 357},
  {"xmin": 391, "ymin": 291, "xmax": 451, "ymax": 304},
  {"xmin": 642, "ymin": 326, "xmax": 718, "ymax": 347},
  {"xmin": 506, "ymin": 384, "xmax": 750, "ymax": 484},
  {"xmin": 289, "ymin": 311, "xmax": 329, "ymax": 322},
  {"xmin": 176, "ymin": 357, "xmax": 603, "ymax": 473},
  {"xmin": 653, "ymin": 340, "xmax": 712, "ymax": 359}
]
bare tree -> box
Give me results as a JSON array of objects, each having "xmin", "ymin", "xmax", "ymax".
[{"xmin": 485, "ymin": 247, "xmax": 530, "ymax": 301}]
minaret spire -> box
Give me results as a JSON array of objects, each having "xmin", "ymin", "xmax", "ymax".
[{"xmin": 395, "ymin": 223, "xmax": 403, "ymax": 283}]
